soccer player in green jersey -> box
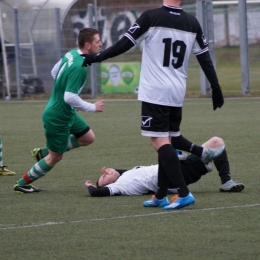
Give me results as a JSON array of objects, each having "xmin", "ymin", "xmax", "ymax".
[{"xmin": 14, "ymin": 28, "xmax": 104, "ymax": 193}]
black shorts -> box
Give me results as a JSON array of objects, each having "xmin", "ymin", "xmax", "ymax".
[
  {"xmin": 141, "ymin": 101, "xmax": 182, "ymax": 137},
  {"xmin": 181, "ymin": 154, "xmax": 210, "ymax": 185},
  {"xmin": 172, "ymin": 154, "xmax": 210, "ymax": 188}
]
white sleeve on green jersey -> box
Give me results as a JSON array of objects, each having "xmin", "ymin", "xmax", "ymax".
[
  {"xmin": 51, "ymin": 59, "xmax": 62, "ymax": 80},
  {"xmin": 64, "ymin": 91, "xmax": 96, "ymax": 112}
]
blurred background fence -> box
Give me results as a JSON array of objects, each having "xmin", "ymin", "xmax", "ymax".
[{"xmin": 0, "ymin": 0, "xmax": 259, "ymax": 99}]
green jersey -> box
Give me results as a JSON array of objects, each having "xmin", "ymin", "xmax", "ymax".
[{"xmin": 43, "ymin": 49, "xmax": 87, "ymax": 127}]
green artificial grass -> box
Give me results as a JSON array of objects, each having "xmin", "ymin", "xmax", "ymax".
[{"xmin": 0, "ymin": 99, "xmax": 260, "ymax": 260}]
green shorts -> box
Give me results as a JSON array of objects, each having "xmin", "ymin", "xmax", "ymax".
[{"xmin": 44, "ymin": 113, "xmax": 89, "ymax": 154}]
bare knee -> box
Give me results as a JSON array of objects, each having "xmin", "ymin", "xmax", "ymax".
[
  {"xmin": 202, "ymin": 136, "xmax": 225, "ymax": 148},
  {"xmin": 78, "ymin": 130, "xmax": 95, "ymax": 146},
  {"xmin": 211, "ymin": 136, "xmax": 225, "ymax": 147}
]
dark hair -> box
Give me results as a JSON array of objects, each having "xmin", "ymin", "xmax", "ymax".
[{"xmin": 78, "ymin": 28, "xmax": 99, "ymax": 49}]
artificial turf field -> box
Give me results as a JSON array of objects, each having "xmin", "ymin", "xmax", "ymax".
[{"xmin": 1, "ymin": 98, "xmax": 260, "ymax": 260}]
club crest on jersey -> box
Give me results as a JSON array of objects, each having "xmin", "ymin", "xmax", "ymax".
[
  {"xmin": 141, "ymin": 116, "xmax": 152, "ymax": 127},
  {"xmin": 202, "ymin": 34, "xmax": 208, "ymax": 45},
  {"xmin": 128, "ymin": 23, "xmax": 140, "ymax": 34}
]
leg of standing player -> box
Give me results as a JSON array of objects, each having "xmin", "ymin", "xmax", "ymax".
[{"xmin": 142, "ymin": 103, "xmax": 195, "ymax": 210}]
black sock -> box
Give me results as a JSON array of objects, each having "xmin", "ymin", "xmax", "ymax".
[
  {"xmin": 157, "ymin": 144, "xmax": 189, "ymax": 197},
  {"xmin": 190, "ymin": 144, "xmax": 204, "ymax": 158},
  {"xmin": 213, "ymin": 149, "xmax": 231, "ymax": 184},
  {"xmin": 156, "ymin": 158, "xmax": 170, "ymax": 199},
  {"xmin": 171, "ymin": 135, "xmax": 203, "ymax": 157}
]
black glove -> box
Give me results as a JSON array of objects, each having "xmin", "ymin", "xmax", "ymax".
[
  {"xmin": 212, "ymin": 89, "xmax": 224, "ymax": 110},
  {"xmin": 81, "ymin": 54, "xmax": 96, "ymax": 67}
]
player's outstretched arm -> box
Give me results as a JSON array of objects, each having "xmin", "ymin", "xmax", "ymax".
[{"xmin": 81, "ymin": 36, "xmax": 134, "ymax": 67}]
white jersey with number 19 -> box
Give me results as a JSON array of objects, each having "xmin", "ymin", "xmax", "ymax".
[{"xmin": 124, "ymin": 5, "xmax": 208, "ymax": 107}]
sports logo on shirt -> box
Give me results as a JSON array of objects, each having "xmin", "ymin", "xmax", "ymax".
[
  {"xmin": 170, "ymin": 11, "xmax": 180, "ymax": 16},
  {"xmin": 202, "ymin": 34, "xmax": 208, "ymax": 45},
  {"xmin": 128, "ymin": 23, "xmax": 140, "ymax": 34},
  {"xmin": 141, "ymin": 116, "xmax": 152, "ymax": 127}
]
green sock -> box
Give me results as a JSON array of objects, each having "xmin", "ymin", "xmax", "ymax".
[
  {"xmin": 67, "ymin": 134, "xmax": 79, "ymax": 151},
  {"xmin": 17, "ymin": 159, "xmax": 53, "ymax": 185},
  {"xmin": 41, "ymin": 147, "xmax": 49, "ymax": 157}
]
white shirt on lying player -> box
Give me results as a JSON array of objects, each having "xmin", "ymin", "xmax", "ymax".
[{"xmin": 86, "ymin": 151, "xmax": 213, "ymax": 196}]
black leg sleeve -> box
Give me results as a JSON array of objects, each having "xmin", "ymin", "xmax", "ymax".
[
  {"xmin": 156, "ymin": 157, "xmax": 170, "ymax": 199},
  {"xmin": 157, "ymin": 144, "xmax": 189, "ymax": 198},
  {"xmin": 171, "ymin": 135, "xmax": 203, "ymax": 157},
  {"xmin": 213, "ymin": 149, "xmax": 231, "ymax": 184}
]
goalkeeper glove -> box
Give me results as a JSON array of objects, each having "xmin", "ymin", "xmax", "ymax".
[{"xmin": 212, "ymin": 89, "xmax": 224, "ymax": 110}]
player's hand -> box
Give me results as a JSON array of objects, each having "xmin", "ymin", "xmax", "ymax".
[
  {"xmin": 81, "ymin": 54, "xmax": 96, "ymax": 67},
  {"xmin": 212, "ymin": 89, "xmax": 224, "ymax": 110},
  {"xmin": 94, "ymin": 100, "xmax": 104, "ymax": 112},
  {"xmin": 85, "ymin": 180, "xmax": 95, "ymax": 187}
]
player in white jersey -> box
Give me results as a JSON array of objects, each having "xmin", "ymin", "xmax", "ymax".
[
  {"xmin": 81, "ymin": 0, "xmax": 224, "ymax": 210},
  {"xmin": 14, "ymin": 28, "xmax": 104, "ymax": 194},
  {"xmin": 86, "ymin": 137, "xmax": 244, "ymax": 197}
]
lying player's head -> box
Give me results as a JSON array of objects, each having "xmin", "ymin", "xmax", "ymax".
[
  {"xmin": 96, "ymin": 167, "xmax": 120, "ymax": 188},
  {"xmin": 78, "ymin": 28, "xmax": 102, "ymax": 54}
]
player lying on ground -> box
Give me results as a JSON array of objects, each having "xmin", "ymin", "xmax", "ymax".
[{"xmin": 86, "ymin": 137, "xmax": 244, "ymax": 197}]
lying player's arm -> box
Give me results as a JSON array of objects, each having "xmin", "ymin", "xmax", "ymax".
[
  {"xmin": 86, "ymin": 180, "xmax": 110, "ymax": 197},
  {"xmin": 88, "ymin": 186, "xmax": 111, "ymax": 197}
]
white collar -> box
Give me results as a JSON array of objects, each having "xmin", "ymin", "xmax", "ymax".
[{"xmin": 163, "ymin": 4, "xmax": 182, "ymax": 10}]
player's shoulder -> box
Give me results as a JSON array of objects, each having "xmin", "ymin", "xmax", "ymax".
[
  {"xmin": 145, "ymin": 6, "xmax": 199, "ymax": 28},
  {"xmin": 64, "ymin": 49, "xmax": 82, "ymax": 59},
  {"xmin": 63, "ymin": 49, "xmax": 84, "ymax": 68},
  {"xmin": 180, "ymin": 9, "xmax": 199, "ymax": 24},
  {"xmin": 140, "ymin": 6, "xmax": 164, "ymax": 18}
]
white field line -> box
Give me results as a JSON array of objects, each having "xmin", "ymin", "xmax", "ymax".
[{"xmin": 1, "ymin": 203, "xmax": 260, "ymax": 230}]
